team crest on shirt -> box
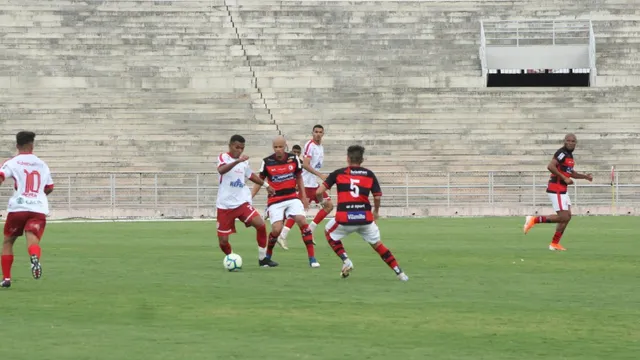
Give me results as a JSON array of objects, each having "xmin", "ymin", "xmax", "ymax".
[{"xmin": 288, "ymin": 165, "xmax": 293, "ymax": 170}]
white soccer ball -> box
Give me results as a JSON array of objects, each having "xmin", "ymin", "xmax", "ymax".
[{"xmin": 223, "ymin": 253, "xmax": 243, "ymax": 272}]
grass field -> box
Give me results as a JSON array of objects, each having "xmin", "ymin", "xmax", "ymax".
[{"xmin": 2, "ymin": 217, "xmax": 639, "ymax": 360}]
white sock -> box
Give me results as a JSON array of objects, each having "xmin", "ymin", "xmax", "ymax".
[
  {"xmin": 309, "ymin": 222, "xmax": 317, "ymax": 232},
  {"xmin": 258, "ymin": 247, "xmax": 266, "ymax": 260},
  {"xmin": 280, "ymin": 226, "xmax": 291, "ymax": 239}
]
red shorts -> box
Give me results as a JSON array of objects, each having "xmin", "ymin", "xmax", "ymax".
[
  {"xmin": 304, "ymin": 187, "xmax": 330, "ymax": 204},
  {"xmin": 3, "ymin": 211, "xmax": 47, "ymax": 240},
  {"xmin": 216, "ymin": 202, "xmax": 259, "ymax": 237}
]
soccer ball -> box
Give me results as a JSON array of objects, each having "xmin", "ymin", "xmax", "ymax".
[{"xmin": 223, "ymin": 253, "xmax": 243, "ymax": 272}]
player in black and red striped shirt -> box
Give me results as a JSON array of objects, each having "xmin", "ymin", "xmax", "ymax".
[
  {"xmin": 316, "ymin": 145, "xmax": 408, "ymax": 281},
  {"xmin": 523, "ymin": 134, "xmax": 593, "ymax": 250},
  {"xmin": 252, "ymin": 136, "xmax": 319, "ymax": 268}
]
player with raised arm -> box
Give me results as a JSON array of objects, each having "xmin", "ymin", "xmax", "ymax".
[
  {"xmin": 252, "ymin": 136, "xmax": 320, "ymax": 268},
  {"xmin": 316, "ymin": 145, "xmax": 408, "ymax": 281},
  {"xmin": 1, "ymin": 131, "xmax": 54, "ymax": 288},
  {"xmin": 523, "ymin": 133, "xmax": 593, "ymax": 250},
  {"xmin": 216, "ymin": 135, "xmax": 277, "ymax": 267}
]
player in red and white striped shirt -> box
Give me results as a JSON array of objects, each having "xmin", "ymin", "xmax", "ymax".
[
  {"xmin": 0, "ymin": 131, "xmax": 53, "ymax": 288},
  {"xmin": 316, "ymin": 145, "xmax": 408, "ymax": 281}
]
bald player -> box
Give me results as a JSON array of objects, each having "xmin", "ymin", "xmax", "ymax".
[
  {"xmin": 252, "ymin": 136, "xmax": 320, "ymax": 268},
  {"xmin": 524, "ymin": 133, "xmax": 593, "ymax": 250}
]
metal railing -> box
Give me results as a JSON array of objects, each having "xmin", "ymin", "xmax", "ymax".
[
  {"xmin": 0, "ymin": 170, "xmax": 635, "ymax": 214},
  {"xmin": 481, "ymin": 19, "xmax": 591, "ymax": 47}
]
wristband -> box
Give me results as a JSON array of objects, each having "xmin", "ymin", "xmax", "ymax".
[{"xmin": 262, "ymin": 182, "xmax": 269, "ymax": 188}]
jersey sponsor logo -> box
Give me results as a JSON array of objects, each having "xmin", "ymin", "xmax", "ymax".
[
  {"xmin": 345, "ymin": 203, "xmax": 367, "ymax": 210},
  {"xmin": 17, "ymin": 161, "xmax": 38, "ymax": 167},
  {"xmin": 349, "ymin": 170, "xmax": 368, "ymax": 175},
  {"xmin": 16, "ymin": 197, "xmax": 24, "ymax": 204},
  {"xmin": 314, "ymin": 162, "xmax": 322, "ymax": 170},
  {"xmin": 229, "ymin": 179, "xmax": 245, "ymax": 188},
  {"xmin": 271, "ymin": 173, "xmax": 295, "ymax": 183},
  {"xmin": 346, "ymin": 211, "xmax": 367, "ymax": 221}
]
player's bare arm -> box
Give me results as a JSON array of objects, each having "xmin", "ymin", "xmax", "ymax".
[
  {"xmin": 373, "ymin": 196, "xmax": 381, "ymax": 220},
  {"xmin": 303, "ymin": 156, "xmax": 327, "ymax": 181},
  {"xmin": 315, "ymin": 183, "xmax": 328, "ymax": 203},
  {"xmin": 248, "ymin": 173, "xmax": 274, "ymax": 195},
  {"xmin": 251, "ymin": 182, "xmax": 262, "ymax": 198},
  {"xmin": 218, "ymin": 155, "xmax": 249, "ymax": 175},
  {"xmin": 547, "ymin": 158, "xmax": 573, "ymax": 185},
  {"xmin": 570, "ymin": 171, "xmax": 593, "ymax": 182},
  {"xmin": 297, "ymin": 173, "xmax": 309, "ymax": 209}
]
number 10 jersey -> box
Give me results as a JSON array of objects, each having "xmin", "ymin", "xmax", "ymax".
[{"xmin": 0, "ymin": 153, "xmax": 54, "ymax": 215}]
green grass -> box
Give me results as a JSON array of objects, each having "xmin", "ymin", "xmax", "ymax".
[{"xmin": 2, "ymin": 217, "xmax": 639, "ymax": 360}]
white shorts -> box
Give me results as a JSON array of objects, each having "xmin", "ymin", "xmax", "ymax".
[
  {"xmin": 548, "ymin": 193, "xmax": 571, "ymax": 212},
  {"xmin": 267, "ymin": 198, "xmax": 305, "ymax": 224},
  {"xmin": 325, "ymin": 218, "xmax": 381, "ymax": 245}
]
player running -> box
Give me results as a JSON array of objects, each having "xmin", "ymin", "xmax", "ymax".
[
  {"xmin": 1, "ymin": 131, "xmax": 54, "ymax": 288},
  {"xmin": 216, "ymin": 135, "xmax": 278, "ymax": 267},
  {"xmin": 252, "ymin": 136, "xmax": 320, "ymax": 268},
  {"xmin": 278, "ymin": 125, "xmax": 333, "ymax": 244},
  {"xmin": 523, "ymin": 133, "xmax": 593, "ymax": 250},
  {"xmin": 316, "ymin": 145, "xmax": 409, "ymax": 281}
]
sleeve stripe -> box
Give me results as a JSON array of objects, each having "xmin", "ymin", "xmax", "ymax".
[
  {"xmin": 45, "ymin": 184, "xmax": 54, "ymax": 190},
  {"xmin": 0, "ymin": 172, "xmax": 4, "ymax": 181},
  {"xmin": 304, "ymin": 141, "xmax": 313, "ymax": 156},
  {"xmin": 373, "ymin": 192, "xmax": 382, "ymax": 196},
  {"xmin": 218, "ymin": 153, "xmax": 226, "ymax": 167}
]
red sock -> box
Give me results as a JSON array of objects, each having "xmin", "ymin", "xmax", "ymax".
[
  {"xmin": 266, "ymin": 232, "xmax": 278, "ymax": 258},
  {"xmin": 374, "ymin": 244, "xmax": 401, "ymax": 274},
  {"xmin": 301, "ymin": 225, "xmax": 315, "ymax": 257},
  {"xmin": 256, "ymin": 224, "xmax": 267, "ymax": 248},
  {"xmin": 535, "ymin": 216, "xmax": 548, "ymax": 224},
  {"xmin": 313, "ymin": 209, "xmax": 329, "ymax": 225},
  {"xmin": 325, "ymin": 231, "xmax": 348, "ymax": 260},
  {"xmin": 28, "ymin": 244, "xmax": 41, "ymax": 259},
  {"xmin": 552, "ymin": 231, "xmax": 563, "ymax": 244},
  {"xmin": 284, "ymin": 218, "xmax": 295, "ymax": 229},
  {"xmin": 219, "ymin": 242, "xmax": 232, "ymax": 255},
  {"xmin": 1, "ymin": 255, "xmax": 14, "ymax": 279}
]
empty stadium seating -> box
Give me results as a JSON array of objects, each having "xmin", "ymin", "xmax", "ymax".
[{"xmin": 0, "ymin": 0, "xmax": 639, "ymax": 215}]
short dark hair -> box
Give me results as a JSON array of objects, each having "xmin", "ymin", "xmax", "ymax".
[
  {"xmin": 347, "ymin": 145, "xmax": 365, "ymax": 164},
  {"xmin": 292, "ymin": 144, "xmax": 302, "ymax": 151},
  {"xmin": 312, "ymin": 124, "xmax": 324, "ymax": 132},
  {"xmin": 16, "ymin": 131, "xmax": 36, "ymax": 147},
  {"xmin": 229, "ymin": 134, "xmax": 245, "ymax": 144}
]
